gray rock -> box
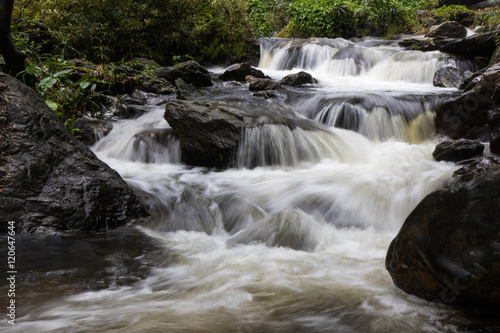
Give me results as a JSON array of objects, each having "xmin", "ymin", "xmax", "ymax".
[
  {"xmin": 433, "ymin": 66, "xmax": 470, "ymax": 88},
  {"xmin": 427, "ymin": 21, "xmax": 467, "ymax": 39},
  {"xmin": 0, "ymin": 73, "xmax": 148, "ymax": 234}
]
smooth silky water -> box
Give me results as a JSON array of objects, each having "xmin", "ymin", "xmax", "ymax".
[{"xmin": 5, "ymin": 37, "xmax": 500, "ymax": 332}]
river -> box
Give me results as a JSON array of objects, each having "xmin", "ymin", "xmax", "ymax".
[{"xmin": 6, "ymin": 37, "xmax": 500, "ymax": 332}]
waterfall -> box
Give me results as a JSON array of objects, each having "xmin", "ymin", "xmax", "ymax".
[
  {"xmin": 15, "ymin": 36, "xmax": 492, "ymax": 333},
  {"xmin": 92, "ymin": 106, "xmax": 181, "ymax": 164},
  {"xmin": 259, "ymin": 37, "xmax": 475, "ymax": 84},
  {"xmin": 237, "ymin": 124, "xmax": 371, "ymax": 168}
]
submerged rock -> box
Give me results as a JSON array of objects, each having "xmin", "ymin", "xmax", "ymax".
[
  {"xmin": 0, "ymin": 73, "xmax": 149, "ymax": 234},
  {"xmin": 226, "ymin": 209, "xmax": 320, "ymax": 251},
  {"xmin": 386, "ymin": 156, "xmax": 500, "ymax": 313}
]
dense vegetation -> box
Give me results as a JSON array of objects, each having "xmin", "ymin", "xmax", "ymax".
[
  {"xmin": 12, "ymin": 0, "xmax": 253, "ymax": 65},
  {"xmin": 3, "ymin": 0, "xmax": 499, "ymax": 130}
]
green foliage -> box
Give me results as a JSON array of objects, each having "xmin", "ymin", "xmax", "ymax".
[
  {"xmin": 247, "ymin": 0, "xmax": 294, "ymax": 37},
  {"xmin": 288, "ymin": 0, "xmax": 422, "ymax": 39},
  {"xmin": 475, "ymin": 2, "xmax": 500, "ymax": 45},
  {"xmin": 13, "ymin": 0, "xmax": 253, "ymax": 65},
  {"xmin": 18, "ymin": 55, "xmax": 109, "ymax": 132},
  {"xmin": 434, "ymin": 5, "xmax": 471, "ymax": 21}
]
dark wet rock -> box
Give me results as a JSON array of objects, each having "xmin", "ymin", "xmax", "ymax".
[
  {"xmin": 279, "ymin": 71, "xmax": 318, "ymax": 86},
  {"xmin": 435, "ymin": 63, "xmax": 500, "ymax": 143},
  {"xmin": 432, "ymin": 140, "xmax": 484, "ymax": 162},
  {"xmin": 175, "ymin": 77, "xmax": 196, "ymax": 100},
  {"xmin": 114, "ymin": 103, "xmax": 149, "ymax": 120},
  {"xmin": 474, "ymin": 56, "xmax": 490, "ymax": 71},
  {"xmin": 427, "ymin": 21, "xmax": 467, "ymax": 39},
  {"xmin": 440, "ymin": 31, "xmax": 499, "ymax": 59},
  {"xmin": 164, "ymin": 100, "xmax": 244, "ymax": 168},
  {"xmin": 489, "ymin": 108, "xmax": 500, "ymax": 154},
  {"xmin": 0, "ymin": 73, "xmax": 148, "ymax": 234},
  {"xmin": 433, "ymin": 66, "xmax": 470, "ymax": 88},
  {"xmin": 218, "ymin": 62, "xmax": 266, "ymax": 81},
  {"xmin": 156, "ymin": 60, "xmax": 212, "ymax": 87},
  {"xmin": 249, "ymin": 78, "xmax": 285, "ymax": 91},
  {"xmin": 399, "ymin": 36, "xmax": 456, "ymax": 52},
  {"xmin": 491, "ymin": 46, "xmax": 500, "ymax": 66},
  {"xmin": 386, "ymin": 155, "xmax": 500, "ymax": 313},
  {"xmin": 73, "ymin": 118, "xmax": 97, "ymax": 145}
]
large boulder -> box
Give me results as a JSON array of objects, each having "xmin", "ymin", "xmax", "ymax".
[
  {"xmin": 435, "ymin": 63, "xmax": 500, "ymax": 145},
  {"xmin": 156, "ymin": 60, "xmax": 213, "ymax": 87},
  {"xmin": 386, "ymin": 156, "xmax": 500, "ymax": 313},
  {"xmin": 426, "ymin": 21, "xmax": 467, "ymax": 39},
  {"xmin": 0, "ymin": 73, "xmax": 148, "ymax": 234},
  {"xmin": 164, "ymin": 100, "xmax": 244, "ymax": 168}
]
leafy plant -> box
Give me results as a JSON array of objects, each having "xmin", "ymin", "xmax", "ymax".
[
  {"xmin": 288, "ymin": 0, "xmax": 421, "ymax": 39},
  {"xmin": 12, "ymin": 0, "xmax": 254, "ymax": 65},
  {"xmin": 434, "ymin": 5, "xmax": 471, "ymax": 21},
  {"xmin": 475, "ymin": 1, "xmax": 500, "ymax": 45}
]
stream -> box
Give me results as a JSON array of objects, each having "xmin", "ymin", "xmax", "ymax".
[{"xmin": 5, "ymin": 36, "xmax": 500, "ymax": 332}]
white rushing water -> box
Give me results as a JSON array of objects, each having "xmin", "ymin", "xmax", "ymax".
[{"xmin": 12, "ymin": 37, "xmax": 492, "ymax": 332}]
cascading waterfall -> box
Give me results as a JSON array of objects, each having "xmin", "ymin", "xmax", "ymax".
[
  {"xmin": 258, "ymin": 37, "xmax": 473, "ymax": 143},
  {"xmin": 11, "ymin": 36, "xmax": 496, "ymax": 333}
]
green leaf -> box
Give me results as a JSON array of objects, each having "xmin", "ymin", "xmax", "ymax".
[
  {"xmin": 53, "ymin": 69, "xmax": 73, "ymax": 78},
  {"xmin": 39, "ymin": 77, "xmax": 58, "ymax": 90},
  {"xmin": 45, "ymin": 100, "xmax": 59, "ymax": 111},
  {"xmin": 79, "ymin": 81, "xmax": 92, "ymax": 89}
]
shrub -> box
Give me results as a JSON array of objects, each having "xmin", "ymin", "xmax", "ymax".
[
  {"xmin": 288, "ymin": 0, "xmax": 421, "ymax": 39},
  {"xmin": 247, "ymin": 0, "xmax": 295, "ymax": 37},
  {"xmin": 12, "ymin": 0, "xmax": 253, "ymax": 65},
  {"xmin": 434, "ymin": 5, "xmax": 471, "ymax": 21}
]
